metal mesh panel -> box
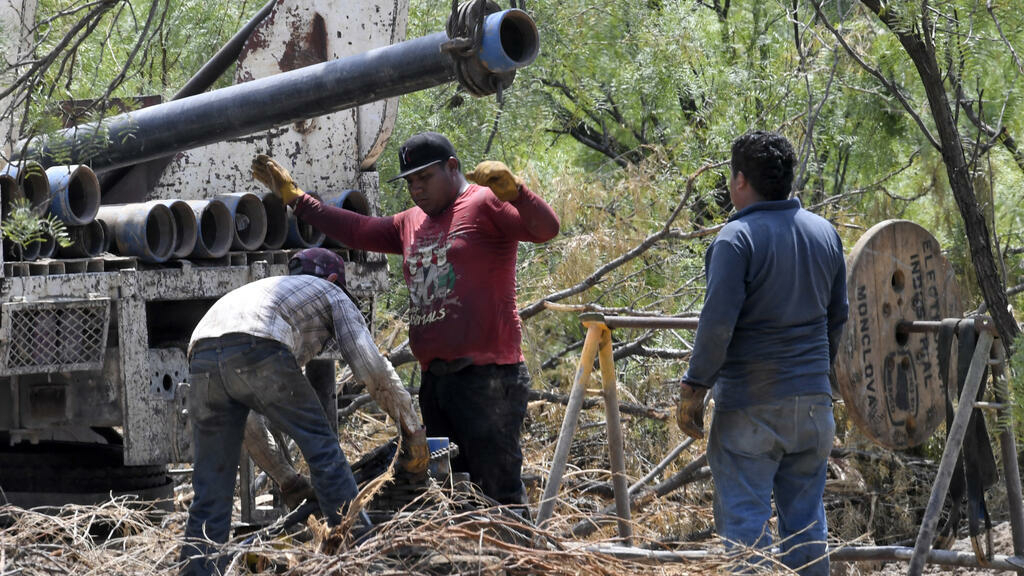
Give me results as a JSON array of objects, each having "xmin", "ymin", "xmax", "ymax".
[{"xmin": 1, "ymin": 299, "xmax": 110, "ymax": 375}]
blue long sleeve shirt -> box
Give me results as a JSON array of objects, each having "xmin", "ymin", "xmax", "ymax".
[{"xmin": 683, "ymin": 198, "xmax": 848, "ymax": 411}]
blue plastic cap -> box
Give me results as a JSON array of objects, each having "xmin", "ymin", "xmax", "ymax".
[{"xmin": 480, "ymin": 9, "xmax": 540, "ymax": 73}]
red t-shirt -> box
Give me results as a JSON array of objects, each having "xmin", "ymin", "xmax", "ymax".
[{"xmin": 293, "ymin": 184, "xmax": 560, "ymax": 368}]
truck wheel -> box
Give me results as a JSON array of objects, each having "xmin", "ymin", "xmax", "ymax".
[{"xmin": 0, "ymin": 441, "xmax": 172, "ymax": 508}]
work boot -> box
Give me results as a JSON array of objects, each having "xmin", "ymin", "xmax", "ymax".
[{"xmin": 280, "ymin": 476, "xmax": 317, "ymax": 510}]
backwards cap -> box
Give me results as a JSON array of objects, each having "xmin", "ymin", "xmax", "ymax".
[{"xmin": 288, "ymin": 248, "xmax": 346, "ymax": 289}]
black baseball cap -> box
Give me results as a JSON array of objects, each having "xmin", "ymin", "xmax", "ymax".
[{"xmin": 387, "ymin": 132, "xmax": 457, "ymax": 182}]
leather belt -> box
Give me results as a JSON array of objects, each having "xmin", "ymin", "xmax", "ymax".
[
  {"xmin": 190, "ymin": 332, "xmax": 275, "ymax": 360},
  {"xmin": 426, "ymin": 357, "xmax": 473, "ymax": 376}
]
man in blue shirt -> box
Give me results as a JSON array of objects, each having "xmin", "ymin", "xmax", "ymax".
[{"xmin": 677, "ymin": 131, "xmax": 848, "ymax": 575}]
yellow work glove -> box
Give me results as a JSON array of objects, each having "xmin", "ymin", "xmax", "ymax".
[
  {"xmin": 398, "ymin": 427, "xmax": 429, "ymax": 480},
  {"xmin": 675, "ymin": 381, "xmax": 709, "ymax": 440},
  {"xmin": 251, "ymin": 154, "xmax": 305, "ymax": 205},
  {"xmin": 465, "ymin": 160, "xmax": 522, "ymax": 202}
]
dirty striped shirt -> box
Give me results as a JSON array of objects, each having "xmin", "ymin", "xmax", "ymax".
[{"xmin": 189, "ymin": 274, "xmax": 419, "ymax": 434}]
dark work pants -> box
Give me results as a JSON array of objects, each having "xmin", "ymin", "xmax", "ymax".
[{"xmin": 419, "ymin": 363, "xmax": 530, "ymax": 505}]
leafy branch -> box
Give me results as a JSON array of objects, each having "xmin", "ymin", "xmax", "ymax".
[{"xmin": 2, "ymin": 197, "xmax": 73, "ymax": 259}]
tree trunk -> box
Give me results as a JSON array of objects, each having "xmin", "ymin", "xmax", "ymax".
[{"xmin": 859, "ymin": 0, "xmax": 1020, "ymax": 351}]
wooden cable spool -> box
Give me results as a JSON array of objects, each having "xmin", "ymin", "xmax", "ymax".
[{"xmin": 834, "ymin": 220, "xmax": 962, "ymax": 449}]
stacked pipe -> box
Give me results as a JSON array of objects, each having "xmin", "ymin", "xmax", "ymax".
[
  {"xmin": 0, "ymin": 159, "xmax": 207, "ymax": 263},
  {"xmin": 1, "ymin": 160, "xmax": 50, "ymax": 214},
  {"xmin": 184, "ymin": 200, "xmax": 233, "ymax": 258},
  {"xmin": 259, "ymin": 193, "xmax": 288, "ymax": 250},
  {"xmin": 0, "ymin": 9, "xmax": 541, "ymax": 264},
  {"xmin": 1, "ymin": 159, "xmax": 373, "ymax": 264},
  {"xmin": 216, "ymin": 193, "xmax": 268, "ymax": 251},
  {"xmin": 96, "ymin": 203, "xmax": 178, "ymax": 263},
  {"xmin": 151, "ymin": 200, "xmax": 198, "ymax": 259},
  {"xmin": 286, "ymin": 192, "xmax": 325, "ymax": 249},
  {"xmin": 0, "ymin": 161, "xmax": 102, "ymax": 261},
  {"xmin": 45, "ymin": 165, "xmax": 103, "ymax": 259}
]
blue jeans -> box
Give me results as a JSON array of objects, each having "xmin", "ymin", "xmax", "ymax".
[
  {"xmin": 708, "ymin": 394, "xmax": 834, "ymax": 576},
  {"xmin": 180, "ymin": 334, "xmax": 358, "ymax": 575}
]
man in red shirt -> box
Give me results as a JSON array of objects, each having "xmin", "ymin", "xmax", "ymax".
[{"xmin": 252, "ymin": 132, "xmax": 559, "ymax": 506}]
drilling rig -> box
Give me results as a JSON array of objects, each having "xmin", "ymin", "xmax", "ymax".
[{"xmin": 0, "ymin": 0, "xmax": 538, "ymax": 509}]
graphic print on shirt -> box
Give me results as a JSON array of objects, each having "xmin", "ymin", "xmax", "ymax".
[{"xmin": 406, "ymin": 232, "xmax": 459, "ymax": 326}]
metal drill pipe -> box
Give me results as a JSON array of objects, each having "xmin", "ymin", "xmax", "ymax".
[
  {"xmin": 594, "ymin": 314, "xmax": 996, "ymax": 337},
  {"xmin": 897, "ymin": 318, "xmax": 999, "ymax": 334},
  {"xmin": 831, "ymin": 546, "xmax": 1023, "ymax": 571},
  {"xmin": 16, "ymin": 10, "xmax": 539, "ymax": 172},
  {"xmin": 589, "ymin": 544, "xmax": 1024, "ymax": 569}
]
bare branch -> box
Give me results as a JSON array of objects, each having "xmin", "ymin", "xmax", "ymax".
[
  {"xmin": 987, "ymin": 0, "xmax": 1024, "ymax": 76},
  {"xmin": 542, "ymin": 301, "xmax": 701, "ymax": 318},
  {"xmin": 540, "ymin": 78, "xmax": 646, "ymax": 166},
  {"xmin": 529, "ymin": 388, "xmax": 670, "ymax": 422},
  {"xmin": 519, "ymin": 160, "xmax": 728, "ymax": 320},
  {"xmin": 541, "ymin": 338, "xmax": 584, "ymax": 370},
  {"xmin": 0, "ymin": 0, "xmax": 120, "ymax": 102},
  {"xmin": 953, "ymin": 79, "xmax": 1024, "ymax": 174},
  {"xmin": 569, "ymin": 452, "xmax": 710, "ymax": 538},
  {"xmin": 97, "ymin": 0, "xmax": 166, "ymax": 104},
  {"xmin": 811, "ymin": 0, "xmax": 941, "ymax": 151}
]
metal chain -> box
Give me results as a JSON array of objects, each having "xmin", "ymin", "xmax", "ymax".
[
  {"xmin": 484, "ymin": 80, "xmax": 504, "ymax": 155},
  {"xmin": 429, "ymin": 442, "xmax": 460, "ymax": 461}
]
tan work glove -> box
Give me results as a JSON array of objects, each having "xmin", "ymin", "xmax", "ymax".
[
  {"xmin": 398, "ymin": 427, "xmax": 429, "ymax": 480},
  {"xmin": 465, "ymin": 160, "xmax": 523, "ymax": 202},
  {"xmin": 676, "ymin": 381, "xmax": 710, "ymax": 440},
  {"xmin": 251, "ymin": 154, "xmax": 305, "ymax": 205}
]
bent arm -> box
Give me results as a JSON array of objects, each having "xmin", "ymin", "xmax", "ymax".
[
  {"xmin": 490, "ymin": 184, "xmax": 560, "ymax": 242},
  {"xmin": 826, "ymin": 239, "xmax": 849, "ymax": 364},
  {"xmin": 332, "ymin": 296, "xmax": 421, "ymax": 436},
  {"xmin": 243, "ymin": 413, "xmax": 303, "ymax": 487},
  {"xmin": 358, "ymin": 354, "xmax": 421, "ymax": 437},
  {"xmin": 292, "ymin": 193, "xmax": 404, "ymax": 254}
]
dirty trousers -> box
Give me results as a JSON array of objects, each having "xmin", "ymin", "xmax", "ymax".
[
  {"xmin": 419, "ymin": 362, "xmax": 530, "ymax": 505},
  {"xmin": 180, "ymin": 334, "xmax": 357, "ymax": 575},
  {"xmin": 708, "ymin": 394, "xmax": 834, "ymax": 576}
]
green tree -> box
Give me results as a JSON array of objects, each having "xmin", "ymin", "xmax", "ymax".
[
  {"xmin": 807, "ymin": 0, "xmax": 1024, "ymax": 348},
  {"xmin": 2, "ymin": 196, "xmax": 72, "ymax": 259},
  {"xmin": 2, "ymin": 0, "xmax": 250, "ymax": 162}
]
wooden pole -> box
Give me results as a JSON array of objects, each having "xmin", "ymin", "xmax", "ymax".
[
  {"xmin": 536, "ymin": 320, "xmax": 603, "ymax": 526},
  {"xmin": 990, "ymin": 342, "xmax": 1024, "ymax": 556},
  {"xmin": 597, "ymin": 323, "xmax": 632, "ymax": 543}
]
